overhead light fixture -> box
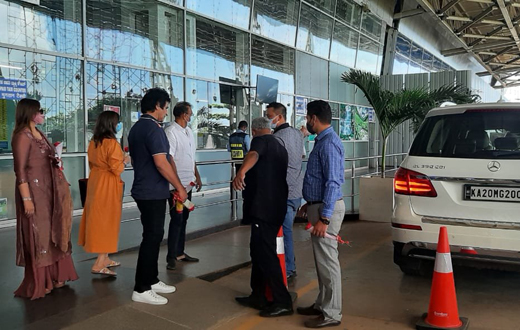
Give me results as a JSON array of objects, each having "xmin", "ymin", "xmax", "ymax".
[{"xmin": 0, "ymin": 64, "xmax": 23, "ymax": 70}]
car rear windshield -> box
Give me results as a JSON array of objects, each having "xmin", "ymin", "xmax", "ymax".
[{"xmin": 409, "ymin": 110, "xmax": 520, "ymax": 159}]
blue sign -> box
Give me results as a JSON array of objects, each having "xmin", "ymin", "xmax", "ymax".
[
  {"xmin": 0, "ymin": 78, "xmax": 27, "ymax": 100},
  {"xmin": 295, "ymin": 96, "xmax": 307, "ymax": 116},
  {"xmin": 0, "ymin": 141, "xmax": 7, "ymax": 149}
]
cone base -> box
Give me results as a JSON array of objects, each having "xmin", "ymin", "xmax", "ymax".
[{"xmin": 416, "ymin": 314, "xmax": 469, "ymax": 330}]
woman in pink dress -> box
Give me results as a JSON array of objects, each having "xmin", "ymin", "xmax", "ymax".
[{"xmin": 12, "ymin": 98, "xmax": 79, "ymax": 300}]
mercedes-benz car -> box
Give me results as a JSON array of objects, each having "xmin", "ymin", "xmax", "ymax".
[{"xmin": 392, "ymin": 103, "xmax": 520, "ymax": 275}]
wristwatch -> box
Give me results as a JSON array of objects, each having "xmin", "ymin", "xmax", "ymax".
[{"xmin": 319, "ymin": 217, "xmax": 330, "ymax": 225}]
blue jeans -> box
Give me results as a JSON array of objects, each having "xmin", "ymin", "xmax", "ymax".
[{"xmin": 283, "ymin": 198, "xmax": 301, "ymax": 277}]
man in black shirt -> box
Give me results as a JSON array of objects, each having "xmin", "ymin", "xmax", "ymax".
[{"xmin": 232, "ymin": 117, "xmax": 292, "ymax": 317}]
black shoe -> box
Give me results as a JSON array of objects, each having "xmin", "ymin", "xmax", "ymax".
[
  {"xmin": 297, "ymin": 304, "xmax": 322, "ymax": 316},
  {"xmin": 304, "ymin": 315, "xmax": 341, "ymax": 328},
  {"xmin": 235, "ymin": 296, "xmax": 268, "ymax": 310},
  {"xmin": 166, "ymin": 260, "xmax": 176, "ymax": 270},
  {"xmin": 259, "ymin": 305, "xmax": 294, "ymax": 317},
  {"xmin": 287, "ymin": 273, "xmax": 297, "ymax": 283},
  {"xmin": 178, "ymin": 254, "xmax": 199, "ymax": 262}
]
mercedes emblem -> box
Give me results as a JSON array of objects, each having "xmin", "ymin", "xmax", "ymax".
[{"xmin": 487, "ymin": 161, "xmax": 500, "ymax": 172}]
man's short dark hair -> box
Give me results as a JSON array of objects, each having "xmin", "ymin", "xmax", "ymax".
[
  {"xmin": 267, "ymin": 102, "xmax": 287, "ymax": 119},
  {"xmin": 307, "ymin": 100, "xmax": 332, "ymax": 124},
  {"xmin": 141, "ymin": 88, "xmax": 171, "ymax": 114},
  {"xmin": 173, "ymin": 101, "xmax": 192, "ymax": 117},
  {"xmin": 238, "ymin": 120, "xmax": 248, "ymax": 129}
]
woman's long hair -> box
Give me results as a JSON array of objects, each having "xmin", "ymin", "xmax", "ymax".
[
  {"xmin": 13, "ymin": 98, "xmax": 41, "ymax": 136},
  {"xmin": 92, "ymin": 111, "xmax": 119, "ymax": 147}
]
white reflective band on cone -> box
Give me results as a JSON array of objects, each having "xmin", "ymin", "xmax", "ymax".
[
  {"xmin": 276, "ymin": 237, "xmax": 284, "ymax": 254},
  {"xmin": 434, "ymin": 252, "xmax": 453, "ymax": 274}
]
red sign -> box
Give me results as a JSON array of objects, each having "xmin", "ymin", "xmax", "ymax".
[{"xmin": 103, "ymin": 105, "xmax": 120, "ymax": 114}]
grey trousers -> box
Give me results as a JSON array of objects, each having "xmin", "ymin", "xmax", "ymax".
[{"xmin": 308, "ymin": 200, "xmax": 345, "ymax": 322}]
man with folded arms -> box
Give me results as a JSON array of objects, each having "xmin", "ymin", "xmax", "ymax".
[
  {"xmin": 297, "ymin": 100, "xmax": 345, "ymax": 328},
  {"xmin": 232, "ymin": 117, "xmax": 293, "ymax": 317}
]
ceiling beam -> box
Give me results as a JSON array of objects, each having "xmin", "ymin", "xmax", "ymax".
[
  {"xmin": 445, "ymin": 16, "xmax": 503, "ymax": 25},
  {"xmin": 437, "ymin": 0, "xmax": 462, "ymax": 16},
  {"xmin": 484, "ymin": 46, "xmax": 515, "ymax": 63},
  {"xmin": 502, "ymin": 70, "xmax": 520, "ymax": 80},
  {"xmin": 455, "ymin": 5, "xmax": 496, "ymax": 35},
  {"xmin": 414, "ymin": 0, "xmax": 506, "ymax": 87},
  {"xmin": 496, "ymin": 0, "xmax": 520, "ymax": 54},
  {"xmin": 477, "ymin": 65, "xmax": 520, "ymax": 76},
  {"xmin": 441, "ymin": 40, "xmax": 517, "ymax": 57},
  {"xmin": 393, "ymin": 8, "xmax": 425, "ymax": 20},
  {"xmin": 463, "ymin": 33, "xmax": 510, "ymax": 40}
]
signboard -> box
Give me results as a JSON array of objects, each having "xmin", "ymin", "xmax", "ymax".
[
  {"xmin": 103, "ymin": 105, "xmax": 120, "ymax": 114},
  {"xmin": 368, "ymin": 109, "xmax": 375, "ymax": 123},
  {"xmin": 295, "ymin": 96, "xmax": 307, "ymax": 116},
  {"xmin": 0, "ymin": 78, "xmax": 27, "ymax": 100}
]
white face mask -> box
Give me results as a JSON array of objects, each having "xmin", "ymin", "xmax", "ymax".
[
  {"xmin": 267, "ymin": 115, "xmax": 278, "ymax": 129},
  {"xmin": 33, "ymin": 113, "xmax": 45, "ymax": 125}
]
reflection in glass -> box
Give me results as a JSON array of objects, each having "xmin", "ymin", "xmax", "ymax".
[
  {"xmin": 396, "ymin": 35, "xmax": 411, "ymax": 57},
  {"xmin": 330, "ymin": 22, "xmax": 358, "ymax": 68},
  {"xmin": 186, "ymin": 0, "xmax": 252, "ymax": 30},
  {"xmin": 304, "ymin": 0, "xmax": 336, "ymax": 16},
  {"xmin": 0, "ymin": 0, "xmax": 82, "ymax": 55},
  {"xmin": 411, "ymin": 42, "xmax": 423, "ymax": 65},
  {"xmin": 186, "ymin": 15, "xmax": 250, "ymax": 85},
  {"xmin": 408, "ymin": 60, "xmax": 422, "ymax": 74},
  {"xmin": 361, "ymin": 11, "xmax": 383, "ymax": 42},
  {"xmin": 422, "ymin": 51, "xmax": 434, "ymax": 71},
  {"xmin": 186, "ymin": 79, "xmax": 248, "ymax": 150},
  {"xmin": 86, "ymin": 0, "xmax": 184, "ymax": 73},
  {"xmin": 277, "ymin": 94, "xmax": 294, "ymax": 126},
  {"xmin": 335, "ymin": 0, "xmax": 361, "ymax": 27},
  {"xmin": 356, "ymin": 35, "xmax": 378, "ymax": 74},
  {"xmin": 251, "ymin": 0, "xmax": 299, "ymax": 46},
  {"xmin": 251, "ymin": 37, "xmax": 295, "ymax": 94},
  {"xmin": 0, "ymin": 48, "xmax": 84, "ymax": 153},
  {"xmin": 296, "ymin": 4, "xmax": 333, "ymax": 59}
]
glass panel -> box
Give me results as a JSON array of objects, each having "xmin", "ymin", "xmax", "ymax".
[
  {"xmin": 304, "ymin": 0, "xmax": 336, "ymax": 15},
  {"xmin": 86, "ymin": 1, "xmax": 184, "ymax": 73},
  {"xmin": 186, "ymin": 0, "xmax": 252, "ymax": 30},
  {"xmin": 361, "ymin": 12, "xmax": 383, "ymax": 42},
  {"xmin": 411, "ymin": 42, "xmax": 423, "ymax": 66},
  {"xmin": 186, "ymin": 14, "xmax": 250, "ymax": 85},
  {"xmin": 186, "ymin": 79, "xmax": 248, "ymax": 150},
  {"xmin": 335, "ymin": 0, "xmax": 361, "ymax": 27},
  {"xmin": 251, "ymin": 37, "xmax": 295, "ymax": 94},
  {"xmin": 251, "ymin": 0, "xmax": 299, "ymax": 47},
  {"xmin": 296, "ymin": 4, "xmax": 333, "ymax": 59},
  {"xmin": 0, "ymin": 48, "xmax": 84, "ymax": 153},
  {"xmin": 396, "ymin": 34, "xmax": 411, "ymax": 58},
  {"xmin": 393, "ymin": 54, "xmax": 409, "ymax": 75},
  {"xmin": 330, "ymin": 21, "xmax": 358, "ymax": 68},
  {"xmin": 62, "ymin": 156, "xmax": 86, "ymax": 209},
  {"xmin": 422, "ymin": 50, "xmax": 434, "ymax": 71},
  {"xmin": 277, "ymin": 94, "xmax": 294, "ymax": 126},
  {"xmin": 356, "ymin": 35, "xmax": 378, "ymax": 74},
  {"xmin": 86, "ymin": 62, "xmax": 183, "ymax": 149},
  {"xmin": 0, "ymin": 0, "xmax": 82, "ymax": 55},
  {"xmin": 408, "ymin": 60, "xmax": 421, "ymax": 74},
  {"xmin": 433, "ymin": 57, "xmax": 444, "ymax": 72},
  {"xmin": 330, "ymin": 102, "xmax": 340, "ymax": 118}
]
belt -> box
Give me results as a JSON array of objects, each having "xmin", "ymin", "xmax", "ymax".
[{"xmin": 307, "ymin": 198, "xmax": 342, "ymax": 205}]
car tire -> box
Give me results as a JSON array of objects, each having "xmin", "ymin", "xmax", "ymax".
[{"xmin": 394, "ymin": 242, "xmax": 434, "ymax": 276}]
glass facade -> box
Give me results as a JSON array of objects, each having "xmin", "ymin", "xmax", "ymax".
[{"xmin": 0, "ymin": 0, "xmax": 386, "ymax": 219}]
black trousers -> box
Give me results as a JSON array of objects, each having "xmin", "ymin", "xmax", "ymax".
[
  {"xmin": 250, "ymin": 218, "xmax": 292, "ymax": 307},
  {"xmin": 134, "ymin": 199, "xmax": 166, "ymax": 293},
  {"xmin": 167, "ymin": 191, "xmax": 192, "ymax": 263}
]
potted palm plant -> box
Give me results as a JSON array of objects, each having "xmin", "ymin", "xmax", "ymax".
[{"xmin": 341, "ymin": 69, "xmax": 479, "ymax": 221}]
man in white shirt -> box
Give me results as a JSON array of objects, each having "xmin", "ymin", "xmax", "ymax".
[{"xmin": 164, "ymin": 101, "xmax": 202, "ymax": 270}]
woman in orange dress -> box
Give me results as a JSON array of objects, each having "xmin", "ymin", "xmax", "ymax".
[
  {"xmin": 12, "ymin": 98, "xmax": 78, "ymax": 300},
  {"xmin": 79, "ymin": 111, "xmax": 127, "ymax": 276}
]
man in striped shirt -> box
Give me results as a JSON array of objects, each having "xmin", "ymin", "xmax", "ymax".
[{"xmin": 297, "ymin": 100, "xmax": 345, "ymax": 328}]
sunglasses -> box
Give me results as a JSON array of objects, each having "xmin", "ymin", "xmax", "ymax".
[{"xmin": 38, "ymin": 109, "xmax": 45, "ymax": 114}]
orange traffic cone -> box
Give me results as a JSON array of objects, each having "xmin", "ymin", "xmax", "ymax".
[
  {"xmin": 416, "ymin": 226, "xmax": 469, "ymax": 330},
  {"xmin": 265, "ymin": 227, "xmax": 288, "ymax": 302}
]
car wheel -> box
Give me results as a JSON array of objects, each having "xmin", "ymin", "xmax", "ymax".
[{"xmin": 394, "ymin": 242, "xmax": 434, "ymax": 276}]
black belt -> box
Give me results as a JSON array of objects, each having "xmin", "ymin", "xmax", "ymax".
[{"xmin": 307, "ymin": 198, "xmax": 342, "ymax": 205}]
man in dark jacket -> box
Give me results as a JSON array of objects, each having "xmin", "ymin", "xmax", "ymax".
[{"xmin": 232, "ymin": 117, "xmax": 292, "ymax": 318}]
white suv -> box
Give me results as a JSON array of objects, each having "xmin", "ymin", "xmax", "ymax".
[{"xmin": 392, "ymin": 103, "xmax": 520, "ymax": 275}]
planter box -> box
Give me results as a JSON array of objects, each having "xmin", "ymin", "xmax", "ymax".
[{"xmin": 359, "ymin": 176, "xmax": 394, "ymax": 222}]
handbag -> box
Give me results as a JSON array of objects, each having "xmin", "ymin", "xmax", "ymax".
[{"xmin": 78, "ymin": 178, "xmax": 88, "ymax": 207}]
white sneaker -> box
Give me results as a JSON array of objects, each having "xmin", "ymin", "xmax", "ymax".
[
  {"xmin": 151, "ymin": 281, "xmax": 176, "ymax": 294},
  {"xmin": 132, "ymin": 290, "xmax": 168, "ymax": 305}
]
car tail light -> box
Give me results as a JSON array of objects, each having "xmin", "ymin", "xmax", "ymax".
[
  {"xmin": 392, "ymin": 223, "xmax": 422, "ymax": 231},
  {"xmin": 394, "ymin": 167, "xmax": 437, "ymax": 197}
]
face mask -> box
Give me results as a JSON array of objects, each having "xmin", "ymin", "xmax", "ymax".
[
  {"xmin": 268, "ymin": 116, "xmax": 278, "ymax": 129},
  {"xmin": 306, "ymin": 119, "xmax": 316, "ymax": 135},
  {"xmin": 116, "ymin": 122, "xmax": 122, "ymax": 133},
  {"xmin": 33, "ymin": 113, "xmax": 44, "ymax": 125},
  {"xmin": 185, "ymin": 113, "xmax": 192, "ymax": 124}
]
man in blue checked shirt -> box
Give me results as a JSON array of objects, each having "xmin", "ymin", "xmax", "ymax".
[{"xmin": 296, "ymin": 100, "xmax": 345, "ymax": 329}]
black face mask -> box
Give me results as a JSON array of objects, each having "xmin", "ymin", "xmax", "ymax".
[{"xmin": 306, "ymin": 121, "xmax": 316, "ymax": 135}]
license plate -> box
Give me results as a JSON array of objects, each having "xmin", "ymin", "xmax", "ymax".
[{"xmin": 464, "ymin": 185, "xmax": 520, "ymax": 202}]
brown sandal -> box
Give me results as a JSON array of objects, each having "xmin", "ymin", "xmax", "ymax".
[
  {"xmin": 91, "ymin": 267, "xmax": 117, "ymax": 276},
  {"xmin": 54, "ymin": 281, "xmax": 66, "ymax": 289}
]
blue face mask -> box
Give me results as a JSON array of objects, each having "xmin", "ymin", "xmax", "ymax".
[{"xmin": 116, "ymin": 122, "xmax": 122, "ymax": 133}]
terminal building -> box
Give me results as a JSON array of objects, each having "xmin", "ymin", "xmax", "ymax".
[{"xmin": 0, "ymin": 0, "xmax": 512, "ymax": 231}]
